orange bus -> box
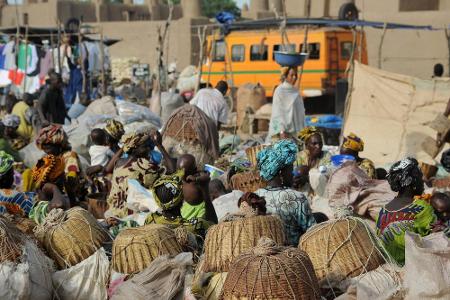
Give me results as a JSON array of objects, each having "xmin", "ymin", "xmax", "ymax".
[{"xmin": 201, "ymin": 26, "xmax": 367, "ymax": 112}]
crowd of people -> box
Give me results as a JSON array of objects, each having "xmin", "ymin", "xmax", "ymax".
[{"xmin": 0, "ymin": 64, "xmax": 449, "ymax": 298}]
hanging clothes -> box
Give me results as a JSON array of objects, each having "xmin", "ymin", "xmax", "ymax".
[
  {"xmin": 39, "ymin": 50, "xmax": 54, "ymax": 80},
  {"xmin": 2, "ymin": 41, "xmax": 16, "ymax": 70}
]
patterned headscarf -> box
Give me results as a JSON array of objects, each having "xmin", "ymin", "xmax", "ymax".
[
  {"xmin": 152, "ymin": 170, "xmax": 184, "ymax": 211},
  {"xmin": 298, "ymin": 126, "xmax": 322, "ymax": 143},
  {"xmin": 3, "ymin": 114, "xmax": 20, "ymax": 128},
  {"xmin": 0, "ymin": 151, "xmax": 14, "ymax": 176},
  {"xmin": 257, "ymin": 139, "xmax": 298, "ymax": 181},
  {"xmin": 342, "ymin": 133, "xmax": 364, "ymax": 152},
  {"xmin": 36, "ymin": 124, "xmax": 68, "ymax": 149},
  {"xmin": 31, "ymin": 154, "xmax": 65, "ymax": 188},
  {"xmin": 387, "ymin": 157, "xmax": 423, "ymax": 193},
  {"xmin": 121, "ymin": 132, "xmax": 151, "ymax": 154},
  {"xmin": 105, "ymin": 119, "xmax": 125, "ymax": 141}
]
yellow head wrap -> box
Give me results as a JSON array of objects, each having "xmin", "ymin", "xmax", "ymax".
[
  {"xmin": 151, "ymin": 170, "xmax": 184, "ymax": 211},
  {"xmin": 105, "ymin": 119, "xmax": 125, "ymax": 141},
  {"xmin": 298, "ymin": 126, "xmax": 322, "ymax": 143},
  {"xmin": 342, "ymin": 133, "xmax": 364, "ymax": 152},
  {"xmin": 121, "ymin": 132, "xmax": 151, "ymax": 154}
]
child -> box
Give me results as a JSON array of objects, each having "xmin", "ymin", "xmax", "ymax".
[
  {"xmin": 430, "ymin": 192, "xmax": 450, "ymax": 236},
  {"xmin": 176, "ymin": 154, "xmax": 213, "ymax": 221},
  {"xmin": 89, "ymin": 128, "xmax": 114, "ymax": 167}
]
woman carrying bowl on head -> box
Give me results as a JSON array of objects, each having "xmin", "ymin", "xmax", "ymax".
[
  {"xmin": 267, "ymin": 66, "xmax": 306, "ymax": 142},
  {"xmin": 340, "ymin": 133, "xmax": 376, "ymax": 179}
]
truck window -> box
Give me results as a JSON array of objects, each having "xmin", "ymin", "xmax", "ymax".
[
  {"xmin": 212, "ymin": 41, "xmax": 226, "ymax": 62},
  {"xmin": 232, "ymin": 45, "xmax": 245, "ymax": 62},
  {"xmin": 273, "ymin": 44, "xmax": 296, "ymax": 60},
  {"xmin": 341, "ymin": 41, "xmax": 353, "ymax": 60},
  {"xmin": 250, "ymin": 44, "xmax": 268, "ymax": 61},
  {"xmin": 300, "ymin": 43, "xmax": 320, "ymax": 59}
]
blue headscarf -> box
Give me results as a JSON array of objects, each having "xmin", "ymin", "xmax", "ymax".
[{"xmin": 257, "ymin": 140, "xmax": 298, "ymax": 181}]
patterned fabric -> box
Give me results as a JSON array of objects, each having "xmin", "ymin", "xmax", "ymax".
[
  {"xmin": 105, "ymin": 119, "xmax": 125, "ymax": 141},
  {"xmin": 3, "ymin": 114, "xmax": 20, "ymax": 128},
  {"xmin": 296, "ymin": 149, "xmax": 331, "ymax": 169},
  {"xmin": 0, "ymin": 189, "xmax": 35, "ymax": 217},
  {"xmin": 298, "ymin": 126, "xmax": 322, "ymax": 143},
  {"xmin": 257, "ymin": 140, "xmax": 298, "ymax": 181},
  {"xmin": 36, "ymin": 124, "xmax": 67, "ymax": 149},
  {"xmin": 387, "ymin": 157, "xmax": 422, "ymax": 192},
  {"xmin": 0, "ymin": 151, "xmax": 14, "ymax": 176},
  {"xmin": 376, "ymin": 196, "xmax": 435, "ymax": 266},
  {"xmin": 181, "ymin": 201, "xmax": 206, "ymax": 220},
  {"xmin": 28, "ymin": 200, "xmax": 49, "ymax": 224},
  {"xmin": 358, "ymin": 158, "xmax": 377, "ymax": 179},
  {"xmin": 255, "ymin": 187, "xmax": 316, "ymax": 246},
  {"xmin": 31, "ymin": 154, "xmax": 65, "ymax": 188},
  {"xmin": 106, "ymin": 158, "xmax": 161, "ymax": 218},
  {"xmin": 62, "ymin": 151, "xmax": 81, "ymax": 177},
  {"xmin": 342, "ymin": 133, "xmax": 364, "ymax": 152},
  {"xmin": 145, "ymin": 212, "xmax": 212, "ymax": 237},
  {"xmin": 152, "ymin": 170, "xmax": 184, "ymax": 211},
  {"xmin": 121, "ymin": 132, "xmax": 151, "ymax": 154}
]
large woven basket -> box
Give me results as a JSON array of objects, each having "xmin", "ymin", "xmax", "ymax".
[
  {"xmin": 299, "ymin": 217, "xmax": 385, "ymax": 281},
  {"xmin": 202, "ymin": 215, "xmax": 285, "ymax": 273},
  {"xmin": 245, "ymin": 144, "xmax": 268, "ymax": 168},
  {"xmin": 204, "ymin": 272, "xmax": 227, "ymax": 300},
  {"xmin": 229, "ymin": 170, "xmax": 267, "ymax": 193},
  {"xmin": 221, "ymin": 240, "xmax": 321, "ymax": 300},
  {"xmin": 164, "ymin": 115, "xmax": 200, "ymax": 144},
  {"xmin": 35, "ymin": 207, "xmax": 111, "ymax": 269},
  {"xmin": 111, "ymin": 224, "xmax": 182, "ymax": 274},
  {"xmin": 0, "ymin": 217, "xmax": 24, "ymax": 263}
]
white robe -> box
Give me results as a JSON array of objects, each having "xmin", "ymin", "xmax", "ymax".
[{"xmin": 267, "ymin": 81, "xmax": 305, "ymax": 141}]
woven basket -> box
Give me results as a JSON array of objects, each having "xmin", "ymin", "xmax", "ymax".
[
  {"xmin": 111, "ymin": 224, "xmax": 182, "ymax": 274},
  {"xmin": 230, "ymin": 170, "xmax": 267, "ymax": 193},
  {"xmin": 202, "ymin": 215, "xmax": 285, "ymax": 273},
  {"xmin": 35, "ymin": 207, "xmax": 111, "ymax": 269},
  {"xmin": 14, "ymin": 217, "xmax": 37, "ymax": 235},
  {"xmin": 164, "ymin": 115, "xmax": 200, "ymax": 144},
  {"xmin": 221, "ymin": 240, "xmax": 321, "ymax": 300},
  {"xmin": 245, "ymin": 144, "xmax": 268, "ymax": 168},
  {"xmin": 204, "ymin": 272, "xmax": 227, "ymax": 300},
  {"xmin": 0, "ymin": 217, "xmax": 24, "ymax": 264},
  {"xmin": 299, "ymin": 217, "xmax": 385, "ymax": 281}
]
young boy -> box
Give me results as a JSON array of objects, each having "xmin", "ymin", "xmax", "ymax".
[
  {"xmin": 431, "ymin": 192, "xmax": 450, "ymax": 236},
  {"xmin": 176, "ymin": 154, "xmax": 214, "ymax": 221},
  {"xmin": 89, "ymin": 128, "xmax": 114, "ymax": 167}
]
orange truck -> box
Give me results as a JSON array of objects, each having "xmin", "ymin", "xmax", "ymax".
[{"xmin": 201, "ymin": 26, "xmax": 367, "ymax": 113}]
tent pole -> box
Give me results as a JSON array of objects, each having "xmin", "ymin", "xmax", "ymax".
[{"xmin": 377, "ymin": 23, "xmax": 387, "ymax": 69}]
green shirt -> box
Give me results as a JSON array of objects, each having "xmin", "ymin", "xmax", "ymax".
[{"xmin": 181, "ymin": 201, "xmax": 206, "ymax": 220}]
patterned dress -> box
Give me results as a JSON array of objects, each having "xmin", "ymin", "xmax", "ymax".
[
  {"xmin": 145, "ymin": 212, "xmax": 212, "ymax": 237},
  {"xmin": 376, "ymin": 196, "xmax": 435, "ymax": 266},
  {"xmin": 255, "ymin": 187, "xmax": 316, "ymax": 246},
  {"xmin": 0, "ymin": 189, "xmax": 35, "ymax": 217},
  {"xmin": 106, "ymin": 158, "xmax": 161, "ymax": 218}
]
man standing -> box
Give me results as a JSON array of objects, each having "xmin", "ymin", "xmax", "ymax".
[
  {"xmin": 37, "ymin": 72, "xmax": 69, "ymax": 126},
  {"xmin": 190, "ymin": 80, "xmax": 229, "ymax": 130}
]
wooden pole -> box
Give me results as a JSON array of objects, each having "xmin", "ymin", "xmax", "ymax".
[
  {"xmin": 207, "ymin": 31, "xmax": 217, "ymax": 86},
  {"xmin": 78, "ymin": 21, "xmax": 86, "ymax": 94},
  {"xmin": 23, "ymin": 25, "xmax": 29, "ymax": 93},
  {"xmin": 57, "ymin": 20, "xmax": 62, "ymax": 75},
  {"xmin": 99, "ymin": 27, "xmax": 106, "ymax": 96},
  {"xmin": 195, "ymin": 26, "xmax": 207, "ymax": 94},
  {"xmin": 298, "ymin": 0, "xmax": 311, "ymax": 89},
  {"xmin": 445, "ymin": 28, "xmax": 450, "ymax": 77},
  {"xmin": 377, "ymin": 23, "xmax": 388, "ymax": 69}
]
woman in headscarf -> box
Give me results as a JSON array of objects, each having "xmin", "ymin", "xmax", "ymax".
[
  {"xmin": 32, "ymin": 124, "xmax": 83, "ymax": 204},
  {"xmin": 255, "ymin": 139, "xmax": 316, "ymax": 246},
  {"xmin": 376, "ymin": 157, "xmax": 435, "ymax": 266},
  {"xmin": 145, "ymin": 170, "xmax": 214, "ymax": 238},
  {"xmin": 267, "ymin": 66, "xmax": 305, "ymax": 142},
  {"xmin": 3, "ymin": 114, "xmax": 28, "ymax": 151},
  {"xmin": 0, "ymin": 151, "xmax": 67, "ymax": 219},
  {"xmin": 104, "ymin": 119, "xmax": 125, "ymax": 153},
  {"xmin": 105, "ymin": 129, "xmax": 174, "ymax": 219},
  {"xmin": 340, "ymin": 133, "xmax": 376, "ymax": 179}
]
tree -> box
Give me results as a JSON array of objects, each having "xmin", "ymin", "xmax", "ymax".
[{"xmin": 162, "ymin": 0, "xmax": 240, "ymax": 18}]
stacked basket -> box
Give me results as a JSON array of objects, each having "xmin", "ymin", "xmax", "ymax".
[
  {"xmin": 202, "ymin": 215, "xmax": 285, "ymax": 273},
  {"xmin": 112, "ymin": 224, "xmax": 182, "ymax": 274},
  {"xmin": 229, "ymin": 169, "xmax": 267, "ymax": 193}
]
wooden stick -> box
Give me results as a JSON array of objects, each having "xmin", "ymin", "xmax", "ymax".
[
  {"xmin": 298, "ymin": 0, "xmax": 311, "ymax": 89},
  {"xmin": 23, "ymin": 25, "xmax": 29, "ymax": 93},
  {"xmin": 78, "ymin": 21, "xmax": 86, "ymax": 94},
  {"xmin": 99, "ymin": 27, "xmax": 106, "ymax": 96},
  {"xmin": 446, "ymin": 28, "xmax": 450, "ymax": 77},
  {"xmin": 377, "ymin": 23, "xmax": 388, "ymax": 69},
  {"xmin": 207, "ymin": 31, "xmax": 217, "ymax": 86},
  {"xmin": 195, "ymin": 26, "xmax": 207, "ymax": 94},
  {"xmin": 57, "ymin": 20, "xmax": 61, "ymax": 75}
]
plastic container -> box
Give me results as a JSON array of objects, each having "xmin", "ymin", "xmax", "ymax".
[
  {"xmin": 274, "ymin": 52, "xmax": 308, "ymax": 67},
  {"xmin": 205, "ymin": 164, "xmax": 225, "ymax": 179},
  {"xmin": 331, "ymin": 154, "xmax": 355, "ymax": 167}
]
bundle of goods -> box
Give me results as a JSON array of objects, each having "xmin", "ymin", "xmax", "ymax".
[
  {"xmin": 111, "ymin": 224, "xmax": 182, "ymax": 274},
  {"xmin": 202, "ymin": 215, "xmax": 285, "ymax": 273},
  {"xmin": 35, "ymin": 207, "xmax": 111, "ymax": 269},
  {"xmin": 221, "ymin": 238, "xmax": 321, "ymax": 300},
  {"xmin": 176, "ymin": 65, "xmax": 198, "ymax": 94},
  {"xmin": 112, "ymin": 252, "xmax": 193, "ymax": 300},
  {"xmin": 163, "ymin": 105, "xmax": 220, "ymax": 169},
  {"xmin": 111, "ymin": 57, "xmax": 140, "ymax": 83},
  {"xmin": 0, "ymin": 218, "xmax": 54, "ymax": 300},
  {"xmin": 229, "ymin": 169, "xmax": 267, "ymax": 193},
  {"xmin": 299, "ymin": 217, "xmax": 386, "ymax": 285},
  {"xmin": 245, "ymin": 144, "xmax": 268, "ymax": 167},
  {"xmin": 236, "ymin": 83, "xmax": 267, "ymax": 132}
]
